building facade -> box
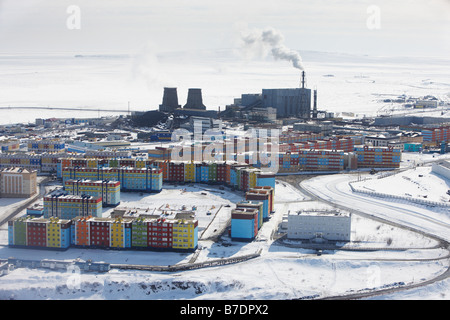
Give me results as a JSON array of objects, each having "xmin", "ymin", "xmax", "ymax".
[
  {"xmin": 43, "ymin": 191, "xmax": 102, "ymax": 219},
  {"xmin": 354, "ymin": 146, "xmax": 401, "ymax": 168},
  {"xmin": 261, "ymin": 88, "xmax": 311, "ymax": 119},
  {"xmin": 0, "ymin": 167, "xmax": 37, "ymax": 198},
  {"xmin": 64, "ymin": 179, "xmax": 121, "ymax": 207},
  {"xmin": 62, "ymin": 167, "xmax": 163, "ymax": 193},
  {"xmin": 287, "ymin": 210, "xmax": 351, "ymax": 242}
]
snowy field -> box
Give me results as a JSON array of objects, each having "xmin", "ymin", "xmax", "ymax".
[
  {"xmin": 0, "ymin": 173, "xmax": 449, "ymax": 300},
  {"xmin": 0, "ymin": 50, "xmax": 449, "ymax": 125},
  {"xmin": 352, "ymin": 165, "xmax": 450, "ymax": 204}
]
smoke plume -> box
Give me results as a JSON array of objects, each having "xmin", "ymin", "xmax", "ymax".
[{"xmin": 239, "ymin": 26, "xmax": 304, "ymax": 71}]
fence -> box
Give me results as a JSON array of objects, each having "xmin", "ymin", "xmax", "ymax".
[
  {"xmin": 349, "ymin": 182, "xmax": 450, "ymax": 208},
  {"xmin": 111, "ymin": 249, "xmax": 262, "ymax": 272}
]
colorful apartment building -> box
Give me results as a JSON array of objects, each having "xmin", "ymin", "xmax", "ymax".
[
  {"xmin": 89, "ymin": 218, "xmax": 110, "ymax": 248},
  {"xmin": 0, "ymin": 154, "xmax": 41, "ymax": 172},
  {"xmin": 276, "ymin": 149, "xmax": 345, "ymax": 173},
  {"xmin": 62, "ymin": 167, "xmax": 163, "ymax": 193},
  {"xmin": 252, "ymin": 186, "xmax": 275, "ymax": 213},
  {"xmin": 184, "ymin": 161, "xmax": 196, "ymax": 182},
  {"xmin": 245, "ymin": 188, "xmax": 272, "ymax": 221},
  {"xmin": 64, "ymin": 179, "xmax": 121, "ymax": 207},
  {"xmin": 354, "ymin": 146, "xmax": 401, "ymax": 168},
  {"xmin": 230, "ymin": 208, "xmax": 259, "ymax": 241},
  {"xmin": 0, "ymin": 139, "xmax": 20, "ymax": 152},
  {"xmin": 8, "ymin": 216, "xmax": 31, "ymax": 246},
  {"xmin": 172, "ymin": 219, "xmax": 198, "ymax": 250},
  {"xmin": 236, "ymin": 201, "xmax": 264, "ymax": 230},
  {"xmin": 9, "ymin": 214, "xmax": 199, "ymax": 252},
  {"xmin": 131, "ymin": 216, "xmax": 150, "ymax": 248},
  {"xmin": 422, "ymin": 125, "xmax": 450, "ymax": 144},
  {"xmin": 26, "ymin": 138, "xmax": 65, "ymax": 153},
  {"xmin": 109, "ymin": 217, "xmax": 132, "ymax": 248},
  {"xmin": 46, "ymin": 217, "xmax": 71, "ymax": 249},
  {"xmin": 26, "ymin": 218, "xmax": 47, "ymax": 247},
  {"xmin": 147, "ymin": 147, "xmax": 172, "ymax": 160},
  {"xmin": 43, "ymin": 191, "xmax": 102, "ymax": 219},
  {"xmin": 71, "ymin": 216, "xmax": 91, "ymax": 246}
]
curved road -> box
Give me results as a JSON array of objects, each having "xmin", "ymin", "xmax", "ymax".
[
  {"xmin": 300, "ymin": 173, "xmax": 450, "ymax": 243},
  {"xmin": 283, "ymin": 173, "xmax": 450, "ymax": 299}
]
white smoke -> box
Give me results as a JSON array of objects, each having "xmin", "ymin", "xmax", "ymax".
[{"xmin": 239, "ymin": 26, "xmax": 304, "ymax": 71}]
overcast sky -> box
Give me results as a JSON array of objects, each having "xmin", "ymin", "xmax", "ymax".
[{"xmin": 0, "ymin": 0, "xmax": 448, "ymax": 57}]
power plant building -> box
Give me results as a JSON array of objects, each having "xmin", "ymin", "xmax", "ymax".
[
  {"xmin": 159, "ymin": 87, "xmax": 181, "ymax": 113},
  {"xmin": 261, "ymin": 88, "xmax": 311, "ymax": 118},
  {"xmin": 183, "ymin": 88, "xmax": 207, "ymax": 110}
]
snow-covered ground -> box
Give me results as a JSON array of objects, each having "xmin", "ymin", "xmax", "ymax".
[
  {"xmin": 0, "ymin": 169, "xmax": 449, "ymax": 300},
  {"xmin": 352, "ymin": 165, "xmax": 450, "ymax": 204},
  {"xmin": 0, "ymin": 50, "xmax": 449, "ymax": 125}
]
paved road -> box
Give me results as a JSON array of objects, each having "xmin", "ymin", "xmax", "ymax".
[
  {"xmin": 0, "ymin": 177, "xmax": 50, "ymax": 227},
  {"xmin": 277, "ymin": 174, "xmax": 450, "ymax": 300}
]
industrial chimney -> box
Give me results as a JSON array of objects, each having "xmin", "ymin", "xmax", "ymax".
[
  {"xmin": 301, "ymin": 71, "xmax": 306, "ymax": 89},
  {"xmin": 312, "ymin": 88, "xmax": 318, "ymax": 119},
  {"xmin": 183, "ymin": 88, "xmax": 206, "ymax": 110},
  {"xmin": 159, "ymin": 87, "xmax": 181, "ymax": 112}
]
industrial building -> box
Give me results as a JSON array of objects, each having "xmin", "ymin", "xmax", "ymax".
[
  {"xmin": 228, "ymin": 72, "xmax": 313, "ymax": 119},
  {"xmin": 261, "ymin": 87, "xmax": 311, "ymax": 118},
  {"xmin": 0, "ymin": 167, "xmax": 37, "ymax": 198},
  {"xmin": 183, "ymin": 88, "xmax": 207, "ymax": 110},
  {"xmin": 287, "ymin": 209, "xmax": 351, "ymax": 242},
  {"xmin": 159, "ymin": 87, "xmax": 181, "ymax": 112},
  {"xmin": 159, "ymin": 87, "xmax": 217, "ymax": 118}
]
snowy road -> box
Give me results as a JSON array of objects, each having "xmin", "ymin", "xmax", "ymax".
[{"xmin": 301, "ymin": 173, "xmax": 450, "ymax": 243}]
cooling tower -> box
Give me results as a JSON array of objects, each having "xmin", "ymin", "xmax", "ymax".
[
  {"xmin": 159, "ymin": 87, "xmax": 181, "ymax": 112},
  {"xmin": 183, "ymin": 88, "xmax": 206, "ymax": 110}
]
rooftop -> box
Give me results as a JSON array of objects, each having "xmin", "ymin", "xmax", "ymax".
[{"xmin": 292, "ymin": 209, "xmax": 350, "ymax": 217}]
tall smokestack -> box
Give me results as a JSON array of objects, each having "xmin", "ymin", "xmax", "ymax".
[
  {"xmin": 159, "ymin": 87, "xmax": 181, "ymax": 112},
  {"xmin": 301, "ymin": 71, "xmax": 306, "ymax": 89},
  {"xmin": 183, "ymin": 88, "xmax": 206, "ymax": 110},
  {"xmin": 313, "ymin": 89, "xmax": 318, "ymax": 119}
]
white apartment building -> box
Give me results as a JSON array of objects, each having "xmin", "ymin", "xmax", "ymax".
[{"xmin": 287, "ymin": 209, "xmax": 351, "ymax": 242}]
